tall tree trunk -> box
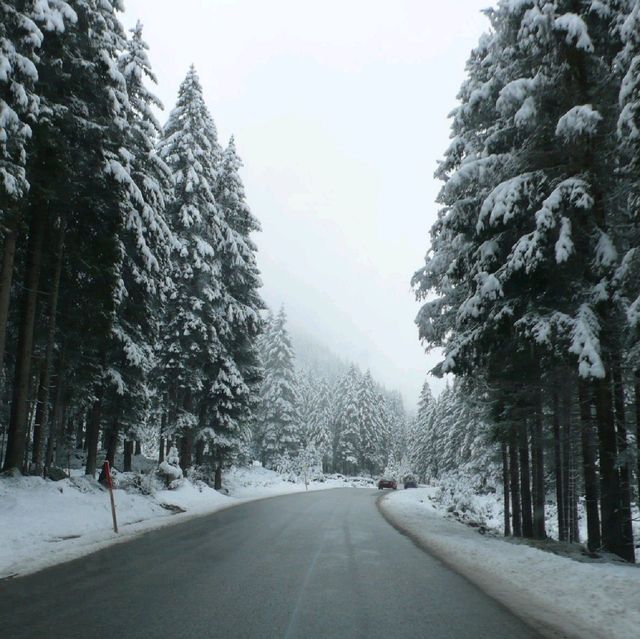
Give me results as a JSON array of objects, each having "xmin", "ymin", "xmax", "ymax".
[
  {"xmin": 135, "ymin": 440, "xmax": 141, "ymax": 456},
  {"xmin": 45, "ymin": 345, "xmax": 66, "ymax": 470},
  {"xmin": 3, "ymin": 207, "xmax": 46, "ymax": 471},
  {"xmin": 85, "ymin": 383, "xmax": 105, "ymax": 477},
  {"xmin": 214, "ymin": 464, "xmax": 222, "ymax": 490},
  {"xmin": 159, "ymin": 437, "xmax": 166, "ymax": 464},
  {"xmin": 612, "ymin": 358, "xmax": 635, "ymax": 562},
  {"xmin": 195, "ymin": 439, "xmax": 205, "ymax": 466},
  {"xmin": 635, "ymin": 370, "xmax": 640, "ymax": 507},
  {"xmin": 502, "ymin": 440, "xmax": 511, "ymax": 537},
  {"xmin": 532, "ymin": 385, "xmax": 546, "ymax": 539},
  {"xmin": 0, "ymin": 223, "xmax": 19, "ymax": 379},
  {"xmin": 509, "ymin": 428, "xmax": 522, "ymax": 537},
  {"xmin": 29, "ymin": 358, "xmax": 47, "ymax": 472},
  {"xmin": 104, "ymin": 419, "xmax": 119, "ymax": 467},
  {"xmin": 180, "ymin": 434, "xmax": 192, "ymax": 473},
  {"xmin": 31, "ymin": 226, "xmax": 64, "ymax": 472},
  {"xmin": 519, "ymin": 419, "xmax": 534, "ymax": 538},
  {"xmin": 553, "ymin": 389, "xmax": 566, "ymax": 541},
  {"xmin": 594, "ymin": 374, "xmax": 630, "ymax": 561},
  {"xmin": 561, "ymin": 380, "xmax": 578, "ymax": 543},
  {"xmin": 76, "ymin": 412, "xmax": 86, "ymax": 450},
  {"xmin": 123, "ymin": 439, "xmax": 133, "ymax": 472}
]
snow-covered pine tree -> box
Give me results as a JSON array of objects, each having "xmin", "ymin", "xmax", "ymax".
[
  {"xmin": 356, "ymin": 371, "xmax": 383, "ymax": 475},
  {"xmin": 100, "ymin": 21, "xmax": 175, "ymax": 472},
  {"xmin": 0, "ymin": 1, "xmax": 65, "ymax": 379},
  {"xmin": 384, "ymin": 390, "xmax": 408, "ymax": 466},
  {"xmin": 334, "ymin": 365, "xmax": 361, "ymax": 474},
  {"xmin": 258, "ymin": 306, "xmax": 300, "ymax": 466},
  {"xmin": 158, "ymin": 66, "xmax": 227, "ymax": 471},
  {"xmin": 206, "ymin": 136, "xmax": 264, "ymax": 483},
  {"xmin": 296, "ymin": 371, "xmax": 315, "ymax": 447},
  {"xmin": 3, "ymin": 0, "xmax": 133, "ymax": 474},
  {"xmin": 413, "ymin": 0, "xmax": 637, "ymax": 558},
  {"xmin": 307, "ymin": 376, "xmax": 333, "ymax": 470},
  {"xmin": 616, "ymin": 0, "xmax": 640, "ymax": 506}
]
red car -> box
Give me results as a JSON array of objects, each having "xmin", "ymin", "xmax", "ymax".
[{"xmin": 377, "ymin": 478, "xmax": 397, "ymax": 490}]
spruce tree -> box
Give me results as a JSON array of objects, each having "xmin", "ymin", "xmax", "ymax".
[
  {"xmin": 206, "ymin": 136, "xmax": 264, "ymax": 481},
  {"xmin": 158, "ymin": 66, "xmax": 226, "ymax": 471},
  {"xmin": 258, "ymin": 306, "xmax": 300, "ymax": 466}
]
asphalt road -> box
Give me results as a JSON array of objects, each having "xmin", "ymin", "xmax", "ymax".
[{"xmin": 0, "ymin": 488, "xmax": 541, "ymax": 639}]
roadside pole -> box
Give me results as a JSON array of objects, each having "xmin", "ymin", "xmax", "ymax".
[{"xmin": 103, "ymin": 460, "xmax": 118, "ymax": 533}]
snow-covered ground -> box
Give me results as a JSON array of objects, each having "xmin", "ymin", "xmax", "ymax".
[
  {"xmin": 380, "ymin": 487, "xmax": 640, "ymax": 639},
  {"xmin": 0, "ymin": 465, "xmax": 372, "ymax": 580}
]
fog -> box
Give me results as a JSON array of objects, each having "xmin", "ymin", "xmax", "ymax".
[{"xmin": 122, "ymin": 0, "xmax": 490, "ymax": 407}]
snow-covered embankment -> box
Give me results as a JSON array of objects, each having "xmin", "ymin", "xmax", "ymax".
[
  {"xmin": 0, "ymin": 467, "xmax": 364, "ymax": 580},
  {"xmin": 379, "ymin": 487, "xmax": 640, "ymax": 639}
]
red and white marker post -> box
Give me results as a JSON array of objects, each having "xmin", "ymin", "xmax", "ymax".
[{"xmin": 103, "ymin": 460, "xmax": 119, "ymax": 533}]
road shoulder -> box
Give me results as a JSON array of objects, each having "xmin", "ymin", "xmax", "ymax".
[{"xmin": 378, "ymin": 488, "xmax": 640, "ymax": 639}]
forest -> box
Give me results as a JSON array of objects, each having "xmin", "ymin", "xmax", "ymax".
[
  {"xmin": 412, "ymin": 0, "xmax": 640, "ymax": 563},
  {"xmin": 0, "ymin": 0, "xmax": 408, "ymax": 487}
]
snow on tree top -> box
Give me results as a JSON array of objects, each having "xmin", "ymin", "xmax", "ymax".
[
  {"xmin": 555, "ymin": 105, "xmax": 602, "ymax": 139},
  {"xmin": 553, "ymin": 13, "xmax": 594, "ymax": 52}
]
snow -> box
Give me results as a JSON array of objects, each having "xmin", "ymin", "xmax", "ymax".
[
  {"xmin": 555, "ymin": 216, "xmax": 574, "ymax": 263},
  {"xmin": 554, "ymin": 14, "xmax": 594, "ymax": 52},
  {"xmin": 556, "ymin": 105, "xmax": 602, "ymax": 139},
  {"xmin": 569, "ymin": 304, "xmax": 605, "ymax": 379},
  {"xmin": 0, "ymin": 465, "xmax": 370, "ymax": 579},
  {"xmin": 380, "ymin": 488, "xmax": 640, "ymax": 639}
]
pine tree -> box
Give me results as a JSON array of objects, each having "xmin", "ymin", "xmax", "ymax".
[
  {"xmin": 100, "ymin": 21, "xmax": 175, "ymax": 471},
  {"xmin": 356, "ymin": 371, "xmax": 383, "ymax": 475},
  {"xmin": 335, "ymin": 365, "xmax": 361, "ymax": 474},
  {"xmin": 258, "ymin": 306, "xmax": 300, "ymax": 466},
  {"xmin": 307, "ymin": 376, "xmax": 332, "ymax": 470},
  {"xmin": 207, "ymin": 136, "xmax": 264, "ymax": 481},
  {"xmin": 3, "ymin": 0, "xmax": 131, "ymax": 473},
  {"xmin": 413, "ymin": 0, "xmax": 638, "ymax": 558},
  {"xmin": 158, "ymin": 66, "xmax": 226, "ymax": 471}
]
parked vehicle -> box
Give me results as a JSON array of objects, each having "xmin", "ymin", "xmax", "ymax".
[
  {"xmin": 403, "ymin": 476, "xmax": 418, "ymax": 489},
  {"xmin": 377, "ymin": 478, "xmax": 397, "ymax": 490}
]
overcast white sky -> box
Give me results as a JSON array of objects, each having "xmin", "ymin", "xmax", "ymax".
[{"xmin": 122, "ymin": 0, "xmax": 490, "ymax": 407}]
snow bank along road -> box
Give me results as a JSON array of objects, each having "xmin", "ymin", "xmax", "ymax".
[{"xmin": 0, "ymin": 488, "xmax": 540, "ymax": 639}]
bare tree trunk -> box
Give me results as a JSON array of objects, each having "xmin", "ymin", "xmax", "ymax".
[
  {"xmin": 519, "ymin": 419, "xmax": 534, "ymax": 538},
  {"xmin": 159, "ymin": 437, "xmax": 165, "ymax": 464},
  {"xmin": 31, "ymin": 226, "xmax": 64, "ymax": 472},
  {"xmin": 612, "ymin": 357, "xmax": 635, "ymax": 562},
  {"xmin": 105, "ymin": 419, "xmax": 119, "ymax": 467},
  {"xmin": 561, "ymin": 381, "xmax": 578, "ymax": 543},
  {"xmin": 502, "ymin": 440, "xmax": 511, "ymax": 537},
  {"xmin": 45, "ymin": 345, "xmax": 66, "ymax": 470},
  {"xmin": 532, "ymin": 385, "xmax": 546, "ymax": 539},
  {"xmin": 214, "ymin": 465, "xmax": 222, "ymax": 490},
  {"xmin": 76, "ymin": 412, "xmax": 85, "ymax": 450},
  {"xmin": 123, "ymin": 439, "xmax": 133, "ymax": 472},
  {"xmin": 85, "ymin": 383, "xmax": 105, "ymax": 477},
  {"xmin": 0, "ymin": 223, "xmax": 19, "ymax": 379},
  {"xmin": 180, "ymin": 434, "xmax": 193, "ymax": 474},
  {"xmin": 636, "ymin": 370, "xmax": 640, "ymax": 507},
  {"xmin": 509, "ymin": 428, "xmax": 522, "ymax": 537},
  {"xmin": 3, "ymin": 208, "xmax": 46, "ymax": 471},
  {"xmin": 195, "ymin": 439, "xmax": 205, "ymax": 466},
  {"xmin": 594, "ymin": 375, "xmax": 630, "ymax": 561},
  {"xmin": 579, "ymin": 378, "xmax": 600, "ymax": 552},
  {"xmin": 553, "ymin": 389, "xmax": 566, "ymax": 541}
]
